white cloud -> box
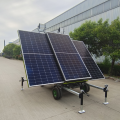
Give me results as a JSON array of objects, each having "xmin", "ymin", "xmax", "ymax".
[{"xmin": 0, "ymin": 0, "xmax": 84, "ymax": 52}]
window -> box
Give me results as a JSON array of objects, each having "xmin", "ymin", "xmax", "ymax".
[
  {"xmin": 61, "ymin": 21, "xmax": 64, "ymax": 27},
  {"xmin": 68, "ymin": 19, "xmax": 71, "ymax": 25},
  {"xmin": 97, "ymin": 4, "xmax": 103, "ymax": 14},
  {"xmin": 70, "ymin": 17, "xmax": 74, "ymax": 24},
  {"xmin": 92, "ymin": 4, "xmax": 103, "ymax": 16},
  {"xmin": 104, "ymin": 1, "xmax": 110, "ymax": 12},
  {"xmin": 92, "ymin": 7, "xmax": 98, "ymax": 16},
  {"xmin": 75, "ymin": 16, "xmax": 78, "ymax": 23},
  {"xmin": 64, "ymin": 20, "xmax": 67, "ymax": 26},
  {"xmin": 111, "ymin": 0, "xmax": 119, "ymax": 9},
  {"xmin": 78, "ymin": 13, "xmax": 83, "ymax": 21},
  {"xmin": 83, "ymin": 10, "xmax": 91, "ymax": 20}
]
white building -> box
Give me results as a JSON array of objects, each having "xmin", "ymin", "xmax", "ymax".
[
  {"xmin": 33, "ymin": 0, "xmax": 120, "ymax": 34},
  {"xmin": 13, "ymin": 0, "xmax": 120, "ymax": 62}
]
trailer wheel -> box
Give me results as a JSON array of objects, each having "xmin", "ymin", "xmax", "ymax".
[
  {"xmin": 87, "ymin": 84, "xmax": 90, "ymax": 92},
  {"xmin": 80, "ymin": 84, "xmax": 90, "ymax": 93},
  {"xmin": 58, "ymin": 87, "xmax": 62, "ymax": 99},
  {"xmin": 86, "ymin": 84, "xmax": 90, "ymax": 92},
  {"xmin": 52, "ymin": 87, "xmax": 61, "ymax": 100}
]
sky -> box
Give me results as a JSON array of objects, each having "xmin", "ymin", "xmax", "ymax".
[{"xmin": 0, "ymin": 0, "xmax": 84, "ymax": 52}]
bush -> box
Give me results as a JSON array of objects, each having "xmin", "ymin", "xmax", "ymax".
[
  {"xmin": 97, "ymin": 63, "xmax": 120, "ymax": 76},
  {"xmin": 3, "ymin": 55, "xmax": 5, "ymax": 57},
  {"xmin": 112, "ymin": 65, "xmax": 120, "ymax": 76},
  {"xmin": 16, "ymin": 56, "xmax": 18, "ymax": 59},
  {"xmin": 3, "ymin": 54, "xmax": 12, "ymax": 59},
  {"xmin": 13, "ymin": 45, "xmax": 21, "ymax": 57},
  {"xmin": 3, "ymin": 43, "xmax": 16, "ymax": 58},
  {"xmin": 97, "ymin": 64, "xmax": 110, "ymax": 74},
  {"xmin": 103, "ymin": 57, "xmax": 111, "ymax": 65},
  {"xmin": 18, "ymin": 57, "xmax": 23, "ymax": 60},
  {"xmin": 3, "ymin": 44, "xmax": 21, "ymax": 59}
]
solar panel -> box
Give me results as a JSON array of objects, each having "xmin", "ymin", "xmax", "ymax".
[
  {"xmin": 47, "ymin": 33, "xmax": 77, "ymax": 53},
  {"xmin": 19, "ymin": 30, "xmax": 53, "ymax": 54},
  {"xmin": 47, "ymin": 33, "xmax": 91, "ymax": 81},
  {"xmin": 73, "ymin": 41, "xmax": 104, "ymax": 80},
  {"xmin": 18, "ymin": 30, "xmax": 64, "ymax": 87}
]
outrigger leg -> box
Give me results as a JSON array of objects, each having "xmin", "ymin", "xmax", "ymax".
[
  {"xmin": 86, "ymin": 83, "xmax": 109, "ymax": 104},
  {"xmin": 19, "ymin": 77, "xmax": 27, "ymax": 90},
  {"xmin": 63, "ymin": 85, "xmax": 87, "ymax": 114}
]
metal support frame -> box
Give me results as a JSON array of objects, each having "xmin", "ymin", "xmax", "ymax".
[
  {"xmin": 103, "ymin": 85, "xmax": 109, "ymax": 105},
  {"xmin": 63, "ymin": 87, "xmax": 85, "ymax": 114},
  {"xmin": 86, "ymin": 83, "xmax": 109, "ymax": 104},
  {"xmin": 78, "ymin": 90, "xmax": 85, "ymax": 114},
  {"xmin": 19, "ymin": 77, "xmax": 27, "ymax": 90}
]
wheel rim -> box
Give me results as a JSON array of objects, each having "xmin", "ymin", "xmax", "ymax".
[{"xmin": 53, "ymin": 90, "xmax": 57, "ymax": 98}]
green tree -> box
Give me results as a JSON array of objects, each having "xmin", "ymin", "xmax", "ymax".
[
  {"xmin": 69, "ymin": 20, "xmax": 108, "ymax": 57},
  {"xmin": 69, "ymin": 18, "xmax": 120, "ymax": 75},
  {"xmin": 3, "ymin": 43, "xmax": 16, "ymax": 58},
  {"xmin": 13, "ymin": 45, "xmax": 21, "ymax": 57},
  {"xmin": 102, "ymin": 17, "xmax": 120, "ymax": 74},
  {"xmin": 95, "ymin": 19, "xmax": 110, "ymax": 47}
]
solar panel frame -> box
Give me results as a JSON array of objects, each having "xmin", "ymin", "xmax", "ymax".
[
  {"xmin": 18, "ymin": 30, "xmax": 64, "ymax": 87},
  {"xmin": 18, "ymin": 30, "xmax": 29, "ymax": 86},
  {"xmin": 73, "ymin": 40, "xmax": 105, "ymax": 80},
  {"xmin": 47, "ymin": 32, "xmax": 91, "ymax": 81}
]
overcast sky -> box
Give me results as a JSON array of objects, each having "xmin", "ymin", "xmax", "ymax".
[{"xmin": 0, "ymin": 0, "xmax": 84, "ymax": 52}]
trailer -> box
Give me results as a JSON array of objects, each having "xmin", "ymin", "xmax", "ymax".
[
  {"xmin": 20, "ymin": 77, "xmax": 108, "ymax": 114},
  {"xmin": 18, "ymin": 30, "xmax": 109, "ymax": 114}
]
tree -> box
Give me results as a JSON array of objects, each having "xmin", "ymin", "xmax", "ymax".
[
  {"xmin": 95, "ymin": 19, "xmax": 110, "ymax": 47},
  {"xmin": 69, "ymin": 20, "xmax": 108, "ymax": 57},
  {"xmin": 3, "ymin": 43, "xmax": 16, "ymax": 58},
  {"xmin": 13, "ymin": 45, "xmax": 21, "ymax": 57},
  {"xmin": 69, "ymin": 18, "xmax": 120, "ymax": 75},
  {"xmin": 102, "ymin": 17, "xmax": 120, "ymax": 74}
]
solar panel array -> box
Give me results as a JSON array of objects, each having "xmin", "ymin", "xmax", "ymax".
[
  {"xmin": 47, "ymin": 33, "xmax": 91, "ymax": 81},
  {"xmin": 73, "ymin": 41, "xmax": 104, "ymax": 80},
  {"xmin": 18, "ymin": 31, "xmax": 64, "ymax": 86},
  {"xmin": 18, "ymin": 30, "xmax": 104, "ymax": 87}
]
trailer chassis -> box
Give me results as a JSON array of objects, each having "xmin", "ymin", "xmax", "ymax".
[{"xmin": 20, "ymin": 77, "xmax": 109, "ymax": 114}]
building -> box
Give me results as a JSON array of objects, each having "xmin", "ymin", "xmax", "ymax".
[
  {"xmin": 12, "ymin": 39, "xmax": 20, "ymax": 45},
  {"xmin": 33, "ymin": 0, "xmax": 120, "ymax": 34},
  {"xmin": 13, "ymin": 0, "xmax": 120, "ymax": 62}
]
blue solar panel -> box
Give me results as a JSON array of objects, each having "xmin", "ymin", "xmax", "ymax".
[
  {"xmin": 72, "ymin": 41, "xmax": 91, "ymax": 58},
  {"xmin": 47, "ymin": 33, "xmax": 77, "ymax": 53},
  {"xmin": 19, "ymin": 30, "xmax": 53, "ymax": 54},
  {"xmin": 19, "ymin": 30, "xmax": 102, "ymax": 86},
  {"xmin": 82, "ymin": 58, "xmax": 104, "ymax": 79},
  {"xmin": 47, "ymin": 33, "xmax": 91, "ymax": 81},
  {"xmin": 56, "ymin": 53, "xmax": 91, "ymax": 80},
  {"xmin": 18, "ymin": 30, "xmax": 64, "ymax": 86},
  {"xmin": 73, "ymin": 41, "xmax": 104, "ymax": 80},
  {"xmin": 24, "ymin": 54, "xmax": 63, "ymax": 86}
]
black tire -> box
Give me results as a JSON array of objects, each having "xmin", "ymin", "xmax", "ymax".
[
  {"xmin": 85, "ymin": 83, "xmax": 90, "ymax": 92},
  {"xmin": 86, "ymin": 84, "xmax": 90, "ymax": 92},
  {"xmin": 57, "ymin": 86, "xmax": 62, "ymax": 99},
  {"xmin": 80, "ymin": 84, "xmax": 90, "ymax": 93},
  {"xmin": 52, "ymin": 87, "xmax": 61, "ymax": 100}
]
